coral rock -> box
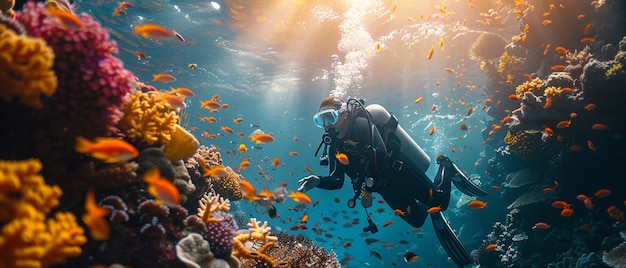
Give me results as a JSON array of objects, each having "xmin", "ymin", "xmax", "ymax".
[{"xmin": 176, "ymin": 233, "xmax": 214, "ymax": 268}]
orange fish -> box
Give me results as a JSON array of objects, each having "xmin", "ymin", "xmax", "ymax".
[
  {"xmin": 466, "ymin": 107, "xmax": 475, "ymax": 116},
  {"xmin": 161, "ymin": 94, "xmax": 186, "ymax": 109},
  {"xmin": 569, "ymin": 144, "xmax": 583, "ymax": 151},
  {"xmin": 591, "ymin": 123, "xmax": 607, "ymax": 130},
  {"xmin": 221, "ymin": 126, "xmax": 234, "ymax": 134},
  {"xmin": 271, "ymin": 157, "xmax": 280, "ymax": 167},
  {"xmin": 404, "ymin": 251, "xmax": 419, "ymax": 262},
  {"xmin": 135, "ymin": 51, "xmax": 146, "ymax": 60},
  {"xmin": 584, "ymin": 103, "xmax": 596, "ymax": 111},
  {"xmin": 551, "ymin": 201, "xmax": 571, "ymax": 209},
  {"xmin": 75, "ymin": 136, "xmax": 138, "ymax": 163},
  {"xmin": 556, "ymin": 120, "xmax": 571, "ymax": 128},
  {"xmin": 203, "ymin": 166, "xmax": 228, "ymax": 178},
  {"xmin": 468, "ymin": 200, "xmax": 487, "ymax": 209},
  {"xmin": 393, "ymin": 209, "xmax": 406, "ymax": 216},
  {"xmin": 484, "ymin": 244, "xmax": 497, "ymax": 251},
  {"xmin": 543, "ymin": 127, "xmax": 555, "ymax": 137},
  {"xmin": 48, "ymin": 8, "xmax": 82, "ymax": 29},
  {"xmin": 133, "ymin": 23, "xmax": 174, "ymax": 39},
  {"xmin": 382, "ymin": 220, "xmax": 394, "ymax": 227},
  {"xmin": 594, "ymin": 189, "xmax": 611, "ymax": 197},
  {"xmin": 170, "ymin": 87, "xmax": 195, "ymax": 97},
  {"xmin": 153, "ymin": 73, "xmax": 176, "ymax": 83},
  {"xmin": 555, "ymin": 46, "xmax": 569, "ymax": 54},
  {"xmin": 304, "ymin": 166, "xmax": 313, "ymax": 173},
  {"xmin": 428, "ymin": 126, "xmax": 435, "ymax": 136},
  {"xmin": 542, "ymin": 19, "xmax": 552, "ymax": 25},
  {"xmin": 560, "ymin": 208, "xmax": 574, "ymax": 217},
  {"xmin": 501, "ymin": 115, "xmax": 511, "ymax": 125},
  {"xmin": 583, "ymin": 24, "xmax": 592, "ymax": 35},
  {"xmin": 426, "ymin": 206, "xmax": 442, "ymax": 213},
  {"xmin": 543, "ymin": 187, "xmax": 556, "ymax": 193},
  {"xmin": 580, "ymin": 37, "xmax": 595, "ymax": 44},
  {"xmin": 250, "ymin": 132, "xmax": 275, "ymax": 144},
  {"xmin": 375, "ymin": 43, "xmax": 381, "ymax": 52},
  {"xmin": 143, "ymin": 168, "xmax": 180, "ymax": 207},
  {"xmin": 239, "ymin": 159, "xmax": 250, "ymax": 170},
  {"xmin": 607, "ymin": 206, "xmax": 624, "ymax": 220},
  {"xmin": 335, "ymin": 152, "xmax": 350, "ymax": 165},
  {"xmin": 238, "ymin": 144, "xmax": 247, "ymax": 154},
  {"xmin": 577, "ymin": 14, "xmax": 585, "ymax": 20},
  {"xmin": 288, "ymin": 190, "xmax": 312, "ymax": 204},
  {"xmin": 82, "ymin": 190, "xmax": 111, "ymax": 240},
  {"xmin": 200, "ymin": 99, "xmax": 222, "ymax": 110},
  {"xmin": 427, "ymin": 45, "xmax": 434, "ymax": 60},
  {"xmin": 233, "ymin": 117, "xmax": 243, "ymax": 124},
  {"xmin": 587, "ymin": 140, "xmax": 597, "ymax": 152},
  {"xmin": 289, "ymin": 151, "xmax": 300, "ymax": 156},
  {"xmin": 551, "ymin": 65, "xmax": 567, "ymax": 71},
  {"xmin": 414, "ymin": 96, "xmax": 423, "ymax": 104},
  {"xmin": 532, "ymin": 222, "xmax": 550, "ymax": 229}
]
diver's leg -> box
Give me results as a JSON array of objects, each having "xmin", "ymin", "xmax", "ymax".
[
  {"xmin": 378, "ymin": 181, "xmax": 429, "ymax": 228},
  {"xmin": 437, "ymin": 155, "xmax": 489, "ymax": 197}
]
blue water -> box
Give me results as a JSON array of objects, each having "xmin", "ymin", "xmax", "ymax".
[{"xmin": 68, "ymin": 0, "xmax": 580, "ymax": 267}]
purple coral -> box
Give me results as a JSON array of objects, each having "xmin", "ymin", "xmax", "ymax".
[
  {"xmin": 205, "ymin": 211, "xmax": 238, "ymax": 259},
  {"xmin": 16, "ymin": 2, "xmax": 134, "ymax": 139}
]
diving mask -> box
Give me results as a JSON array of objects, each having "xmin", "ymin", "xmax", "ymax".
[{"xmin": 313, "ymin": 109, "xmax": 341, "ymax": 128}]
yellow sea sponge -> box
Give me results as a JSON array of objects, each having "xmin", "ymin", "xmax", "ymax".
[
  {"xmin": 118, "ymin": 91, "xmax": 179, "ymax": 146},
  {"xmin": 504, "ymin": 130, "xmax": 543, "ymax": 160},
  {"xmin": 164, "ymin": 124, "xmax": 199, "ymax": 163},
  {"xmin": 0, "ymin": 24, "xmax": 57, "ymax": 109},
  {"xmin": 497, "ymin": 52, "xmax": 526, "ymax": 87},
  {"xmin": 515, "ymin": 78, "xmax": 544, "ymax": 97},
  {"xmin": 0, "ymin": 159, "xmax": 86, "ymax": 268},
  {"xmin": 211, "ymin": 166, "xmax": 244, "ymax": 201},
  {"xmin": 543, "ymin": 86, "xmax": 563, "ymax": 98}
]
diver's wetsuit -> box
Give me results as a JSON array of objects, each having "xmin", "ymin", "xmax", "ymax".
[{"xmin": 315, "ymin": 108, "xmax": 445, "ymax": 228}]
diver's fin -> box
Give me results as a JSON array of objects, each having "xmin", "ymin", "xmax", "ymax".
[
  {"xmin": 449, "ymin": 162, "xmax": 490, "ymax": 197},
  {"xmin": 431, "ymin": 211, "xmax": 472, "ymax": 267}
]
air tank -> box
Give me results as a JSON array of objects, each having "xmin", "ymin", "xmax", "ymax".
[{"xmin": 366, "ymin": 104, "xmax": 431, "ymax": 173}]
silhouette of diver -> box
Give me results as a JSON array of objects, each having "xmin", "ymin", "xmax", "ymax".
[{"xmin": 298, "ymin": 97, "xmax": 489, "ymax": 267}]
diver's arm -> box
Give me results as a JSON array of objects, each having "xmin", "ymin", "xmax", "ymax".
[{"xmin": 316, "ymin": 151, "xmax": 346, "ymax": 190}]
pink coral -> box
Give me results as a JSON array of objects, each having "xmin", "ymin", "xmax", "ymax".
[
  {"xmin": 16, "ymin": 2, "xmax": 134, "ymax": 139},
  {"xmin": 205, "ymin": 211, "xmax": 238, "ymax": 259}
]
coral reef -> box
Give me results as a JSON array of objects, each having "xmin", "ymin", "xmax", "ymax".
[
  {"xmin": 503, "ymin": 129, "xmax": 543, "ymax": 160},
  {"xmin": 16, "ymin": 2, "xmax": 135, "ymax": 139},
  {"xmin": 514, "ymin": 77, "xmax": 543, "ymax": 98},
  {"xmin": 0, "ymin": 159, "xmax": 87, "ymax": 267},
  {"xmin": 118, "ymin": 91, "xmax": 179, "ymax": 146},
  {"xmin": 470, "ymin": 32, "xmax": 507, "ymax": 62},
  {"xmin": 0, "ymin": 23, "xmax": 57, "ymax": 109},
  {"xmin": 497, "ymin": 51, "xmax": 526, "ymax": 87},
  {"xmin": 197, "ymin": 192, "xmax": 231, "ymax": 224},
  {"xmin": 247, "ymin": 233, "xmax": 341, "ymax": 268}
]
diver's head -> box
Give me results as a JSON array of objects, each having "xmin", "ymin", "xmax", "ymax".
[{"xmin": 314, "ymin": 96, "xmax": 348, "ymax": 137}]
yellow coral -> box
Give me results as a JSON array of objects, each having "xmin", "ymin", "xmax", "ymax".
[
  {"xmin": 504, "ymin": 130, "xmax": 543, "ymax": 160},
  {"xmin": 0, "ymin": 25, "xmax": 57, "ymax": 109},
  {"xmin": 118, "ymin": 91, "xmax": 179, "ymax": 146},
  {"xmin": 197, "ymin": 192, "xmax": 230, "ymax": 223},
  {"xmin": 497, "ymin": 52, "xmax": 526, "ymax": 87},
  {"xmin": 515, "ymin": 77, "xmax": 544, "ymax": 97},
  {"xmin": 543, "ymin": 86, "xmax": 563, "ymax": 98},
  {"xmin": 211, "ymin": 167, "xmax": 244, "ymax": 201},
  {"xmin": 606, "ymin": 62, "xmax": 623, "ymax": 78},
  {"xmin": 232, "ymin": 218, "xmax": 280, "ymax": 266},
  {"xmin": 0, "ymin": 159, "xmax": 86, "ymax": 268}
]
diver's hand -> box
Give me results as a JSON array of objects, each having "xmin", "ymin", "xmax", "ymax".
[{"xmin": 297, "ymin": 175, "xmax": 320, "ymax": 193}]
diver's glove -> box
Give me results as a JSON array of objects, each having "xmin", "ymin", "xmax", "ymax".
[{"xmin": 297, "ymin": 175, "xmax": 320, "ymax": 192}]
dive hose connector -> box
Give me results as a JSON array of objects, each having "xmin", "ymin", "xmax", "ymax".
[
  {"xmin": 347, "ymin": 189, "xmax": 361, "ymax": 208},
  {"xmin": 319, "ymin": 154, "xmax": 329, "ymax": 166}
]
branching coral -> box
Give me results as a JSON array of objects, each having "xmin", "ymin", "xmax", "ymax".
[
  {"xmin": 195, "ymin": 145, "xmax": 223, "ymax": 168},
  {"xmin": 16, "ymin": 2, "xmax": 135, "ymax": 139},
  {"xmin": 232, "ymin": 218, "xmax": 280, "ymax": 266},
  {"xmin": 0, "ymin": 24, "xmax": 57, "ymax": 109},
  {"xmin": 118, "ymin": 91, "xmax": 179, "ymax": 146},
  {"xmin": 497, "ymin": 51, "xmax": 526, "ymax": 87},
  {"xmin": 515, "ymin": 77, "xmax": 544, "ymax": 98},
  {"xmin": 0, "ymin": 159, "xmax": 87, "ymax": 267},
  {"xmin": 244, "ymin": 233, "xmax": 340, "ymax": 268},
  {"xmin": 197, "ymin": 192, "xmax": 231, "ymax": 223},
  {"xmin": 504, "ymin": 130, "xmax": 543, "ymax": 160},
  {"xmin": 606, "ymin": 62, "xmax": 623, "ymax": 78},
  {"xmin": 565, "ymin": 46, "xmax": 592, "ymax": 67}
]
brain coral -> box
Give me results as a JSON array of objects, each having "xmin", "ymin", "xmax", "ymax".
[
  {"xmin": 16, "ymin": 2, "xmax": 135, "ymax": 139},
  {"xmin": 118, "ymin": 91, "xmax": 179, "ymax": 146},
  {"xmin": 0, "ymin": 24, "xmax": 57, "ymax": 109},
  {"xmin": 211, "ymin": 167, "xmax": 244, "ymax": 201}
]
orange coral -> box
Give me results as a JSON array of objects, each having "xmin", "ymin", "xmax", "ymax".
[
  {"xmin": 118, "ymin": 91, "xmax": 179, "ymax": 146},
  {"xmin": 0, "ymin": 24, "xmax": 57, "ymax": 109}
]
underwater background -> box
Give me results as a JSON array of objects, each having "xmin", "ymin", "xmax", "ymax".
[{"xmin": 1, "ymin": 0, "xmax": 626, "ymax": 267}]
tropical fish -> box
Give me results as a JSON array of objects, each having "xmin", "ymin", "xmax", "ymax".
[
  {"xmin": 335, "ymin": 152, "xmax": 349, "ymax": 165},
  {"xmin": 153, "ymin": 73, "xmax": 176, "ymax": 83},
  {"xmin": 429, "ymin": 126, "xmax": 435, "ymax": 136},
  {"xmin": 607, "ymin": 206, "xmax": 624, "ymax": 220},
  {"xmin": 404, "ymin": 251, "xmax": 419, "ymax": 262},
  {"xmin": 271, "ymin": 157, "xmax": 280, "ymax": 167},
  {"xmin": 203, "ymin": 166, "xmax": 228, "ymax": 178},
  {"xmin": 288, "ymin": 190, "xmax": 312, "ymax": 204},
  {"xmin": 48, "ymin": 8, "xmax": 82, "ymax": 29},
  {"xmin": 484, "ymin": 244, "xmax": 497, "ymax": 251},
  {"xmin": 170, "ymin": 87, "xmax": 195, "ymax": 97},
  {"xmin": 238, "ymin": 144, "xmax": 247, "ymax": 154},
  {"xmin": 532, "ymin": 222, "xmax": 550, "ymax": 229},
  {"xmin": 188, "ymin": 63, "xmax": 198, "ymax": 70},
  {"xmin": 82, "ymin": 190, "xmax": 111, "ymax": 240},
  {"xmin": 134, "ymin": 23, "xmax": 174, "ymax": 39},
  {"xmin": 250, "ymin": 131, "xmax": 275, "ymax": 144},
  {"xmin": 143, "ymin": 168, "xmax": 180, "ymax": 207},
  {"xmin": 594, "ymin": 189, "xmax": 611, "ymax": 197},
  {"xmin": 591, "ymin": 123, "xmax": 607, "ymax": 130},
  {"xmin": 427, "ymin": 45, "xmax": 434, "ymax": 60},
  {"xmin": 468, "ymin": 200, "xmax": 487, "ymax": 209},
  {"xmin": 75, "ymin": 136, "xmax": 138, "ymax": 163},
  {"xmin": 414, "ymin": 96, "xmax": 423, "ymax": 103}
]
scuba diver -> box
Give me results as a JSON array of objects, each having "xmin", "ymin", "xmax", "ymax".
[{"xmin": 297, "ymin": 97, "xmax": 489, "ymax": 267}]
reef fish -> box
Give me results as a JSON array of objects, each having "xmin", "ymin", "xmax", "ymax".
[
  {"xmin": 142, "ymin": 168, "xmax": 180, "ymax": 208},
  {"xmin": 75, "ymin": 136, "xmax": 139, "ymax": 163},
  {"xmin": 82, "ymin": 190, "xmax": 111, "ymax": 240}
]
